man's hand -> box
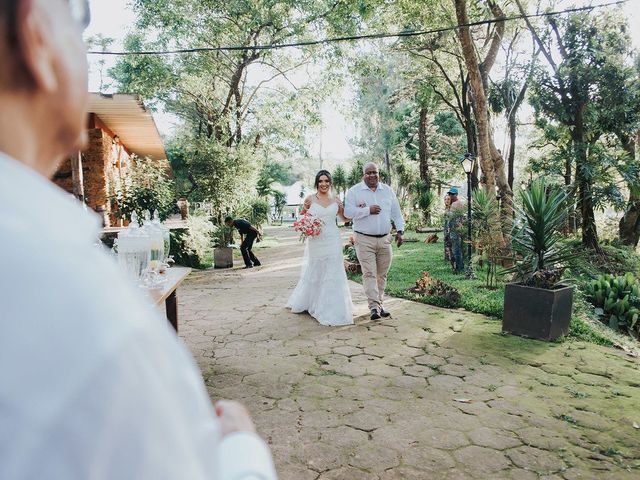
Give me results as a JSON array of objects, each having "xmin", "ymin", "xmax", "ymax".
[
  {"xmin": 215, "ymin": 400, "xmax": 257, "ymax": 437},
  {"xmin": 395, "ymin": 233, "xmax": 404, "ymax": 248},
  {"xmin": 369, "ymin": 205, "xmax": 381, "ymax": 215}
]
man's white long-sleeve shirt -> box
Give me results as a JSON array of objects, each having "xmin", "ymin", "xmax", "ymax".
[
  {"xmin": 0, "ymin": 153, "xmax": 277, "ymax": 480},
  {"xmin": 344, "ymin": 181, "xmax": 405, "ymax": 235}
]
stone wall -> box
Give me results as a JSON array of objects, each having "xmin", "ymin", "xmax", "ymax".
[
  {"xmin": 52, "ymin": 157, "xmax": 74, "ymax": 194},
  {"xmin": 52, "ymin": 128, "xmax": 111, "ymax": 226}
]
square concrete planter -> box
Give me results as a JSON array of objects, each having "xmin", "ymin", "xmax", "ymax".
[
  {"xmin": 502, "ymin": 283, "xmax": 574, "ymax": 341},
  {"xmin": 214, "ymin": 247, "xmax": 233, "ymax": 269}
]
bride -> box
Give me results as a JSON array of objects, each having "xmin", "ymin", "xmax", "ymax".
[{"xmin": 287, "ymin": 170, "xmax": 354, "ymax": 326}]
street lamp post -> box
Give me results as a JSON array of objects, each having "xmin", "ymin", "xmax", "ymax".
[{"xmin": 461, "ymin": 153, "xmax": 476, "ymax": 279}]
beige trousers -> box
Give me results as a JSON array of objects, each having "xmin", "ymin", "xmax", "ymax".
[{"xmin": 354, "ymin": 232, "xmax": 393, "ymax": 311}]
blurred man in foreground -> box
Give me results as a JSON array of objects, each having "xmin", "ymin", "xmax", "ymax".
[{"xmin": 0, "ymin": 1, "xmax": 276, "ymax": 478}]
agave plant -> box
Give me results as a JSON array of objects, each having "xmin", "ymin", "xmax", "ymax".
[{"xmin": 507, "ymin": 178, "xmax": 575, "ymax": 288}]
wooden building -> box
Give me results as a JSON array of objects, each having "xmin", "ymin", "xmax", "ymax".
[{"xmin": 53, "ymin": 93, "xmax": 167, "ymax": 227}]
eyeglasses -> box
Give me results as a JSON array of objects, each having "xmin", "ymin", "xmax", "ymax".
[{"xmin": 67, "ymin": 0, "xmax": 91, "ymax": 30}]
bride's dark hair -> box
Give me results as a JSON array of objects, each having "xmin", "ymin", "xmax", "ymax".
[{"xmin": 314, "ymin": 169, "xmax": 332, "ymax": 189}]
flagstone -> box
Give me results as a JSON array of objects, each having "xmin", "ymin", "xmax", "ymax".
[{"xmin": 176, "ymin": 226, "xmax": 640, "ymax": 479}]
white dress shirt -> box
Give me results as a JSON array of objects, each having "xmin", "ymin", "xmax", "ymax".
[
  {"xmin": 344, "ymin": 181, "xmax": 405, "ymax": 235},
  {"xmin": 0, "ymin": 153, "xmax": 277, "ymax": 480}
]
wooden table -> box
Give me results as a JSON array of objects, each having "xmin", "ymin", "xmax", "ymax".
[{"xmin": 147, "ymin": 267, "xmax": 191, "ymax": 332}]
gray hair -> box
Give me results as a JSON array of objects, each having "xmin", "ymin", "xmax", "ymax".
[{"xmin": 362, "ymin": 162, "xmax": 378, "ymax": 174}]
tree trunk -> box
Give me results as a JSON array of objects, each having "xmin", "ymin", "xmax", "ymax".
[
  {"xmin": 564, "ymin": 153, "xmax": 577, "ymax": 233},
  {"xmin": 488, "ymin": 138, "xmax": 513, "ymax": 231},
  {"xmin": 462, "ymin": 93, "xmax": 479, "ymax": 189},
  {"xmin": 418, "ymin": 106, "xmax": 430, "ymax": 188},
  {"xmin": 454, "ymin": 0, "xmax": 495, "ymax": 194},
  {"xmin": 618, "ymin": 132, "xmax": 640, "ymax": 246},
  {"xmin": 384, "ymin": 149, "xmax": 391, "ymax": 183},
  {"xmin": 619, "ymin": 190, "xmax": 640, "ymax": 247},
  {"xmin": 572, "ymin": 118, "xmax": 601, "ymax": 253}
]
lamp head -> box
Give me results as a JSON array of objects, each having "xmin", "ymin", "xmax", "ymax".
[{"xmin": 461, "ymin": 153, "xmax": 475, "ymax": 174}]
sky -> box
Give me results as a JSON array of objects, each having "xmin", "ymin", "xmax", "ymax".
[{"xmin": 85, "ymin": 0, "xmax": 640, "ymax": 162}]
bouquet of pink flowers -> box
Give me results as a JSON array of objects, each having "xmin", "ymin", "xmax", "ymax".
[{"xmin": 292, "ymin": 212, "xmax": 324, "ymax": 241}]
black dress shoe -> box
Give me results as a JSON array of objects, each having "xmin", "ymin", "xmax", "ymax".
[
  {"xmin": 253, "ymin": 261, "xmax": 261, "ymax": 266},
  {"xmin": 244, "ymin": 265, "xmax": 254, "ymax": 269},
  {"xmin": 380, "ymin": 308, "xmax": 391, "ymax": 318},
  {"xmin": 370, "ymin": 309, "xmax": 381, "ymax": 320}
]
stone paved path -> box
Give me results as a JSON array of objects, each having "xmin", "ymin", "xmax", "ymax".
[{"xmin": 178, "ymin": 226, "xmax": 639, "ymax": 479}]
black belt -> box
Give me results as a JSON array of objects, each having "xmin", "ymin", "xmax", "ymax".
[{"xmin": 355, "ymin": 231, "xmax": 389, "ymax": 238}]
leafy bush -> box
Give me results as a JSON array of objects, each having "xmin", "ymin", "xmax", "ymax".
[
  {"xmin": 405, "ymin": 211, "xmax": 423, "ymax": 232},
  {"xmin": 472, "ymin": 188, "xmax": 504, "ymax": 288},
  {"xmin": 408, "ymin": 271, "xmax": 461, "ymax": 307},
  {"xmin": 249, "ymin": 199, "xmax": 270, "ymax": 227},
  {"xmin": 110, "ymin": 156, "xmax": 175, "ymax": 222},
  {"xmin": 212, "ymin": 223, "xmax": 233, "ymax": 248},
  {"xmin": 566, "ymin": 239, "xmax": 640, "ymax": 279},
  {"xmin": 410, "ymin": 179, "xmax": 434, "ymax": 224},
  {"xmin": 343, "ymin": 244, "xmax": 359, "ymax": 263},
  {"xmin": 236, "ymin": 199, "xmax": 270, "ymax": 228},
  {"xmin": 584, "ymin": 273, "xmax": 640, "ymax": 339},
  {"xmin": 169, "ymin": 212, "xmax": 214, "ymax": 268}
]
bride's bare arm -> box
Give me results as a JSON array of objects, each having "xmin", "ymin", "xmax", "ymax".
[
  {"xmin": 301, "ymin": 195, "xmax": 313, "ymax": 215},
  {"xmin": 336, "ymin": 198, "xmax": 350, "ymax": 222}
]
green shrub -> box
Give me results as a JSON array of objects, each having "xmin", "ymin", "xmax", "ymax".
[
  {"xmin": 110, "ymin": 156, "xmax": 175, "ymax": 222},
  {"xmin": 408, "ymin": 271, "xmax": 461, "ymax": 307},
  {"xmin": 250, "ymin": 199, "xmax": 270, "ymax": 227},
  {"xmin": 169, "ymin": 212, "xmax": 214, "ymax": 268},
  {"xmin": 343, "ymin": 244, "xmax": 359, "ymax": 263},
  {"xmin": 212, "ymin": 223, "xmax": 233, "ymax": 248},
  {"xmin": 584, "ymin": 272, "xmax": 640, "ymax": 339},
  {"xmin": 236, "ymin": 199, "xmax": 270, "ymax": 228}
]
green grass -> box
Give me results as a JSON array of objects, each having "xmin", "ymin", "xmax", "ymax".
[
  {"xmin": 347, "ymin": 234, "xmax": 619, "ymax": 346},
  {"xmin": 349, "ymin": 234, "xmax": 504, "ymax": 318}
]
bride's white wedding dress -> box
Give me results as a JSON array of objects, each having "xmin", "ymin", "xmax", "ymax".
[{"xmin": 287, "ymin": 202, "xmax": 354, "ymax": 326}]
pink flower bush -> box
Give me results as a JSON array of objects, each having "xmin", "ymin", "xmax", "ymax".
[{"xmin": 293, "ymin": 213, "xmax": 324, "ymax": 242}]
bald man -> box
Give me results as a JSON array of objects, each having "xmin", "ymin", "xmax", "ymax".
[
  {"xmin": 0, "ymin": 1, "xmax": 275, "ymax": 478},
  {"xmin": 344, "ymin": 162, "xmax": 405, "ymax": 320}
]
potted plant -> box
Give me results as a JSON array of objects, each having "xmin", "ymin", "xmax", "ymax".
[
  {"xmin": 213, "ymin": 224, "xmax": 234, "ymax": 269},
  {"xmin": 502, "ymin": 178, "xmax": 576, "ymax": 341}
]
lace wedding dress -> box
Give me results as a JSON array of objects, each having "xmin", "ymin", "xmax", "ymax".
[{"xmin": 287, "ymin": 202, "xmax": 354, "ymax": 326}]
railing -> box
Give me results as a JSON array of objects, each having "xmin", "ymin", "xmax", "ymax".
[{"xmin": 190, "ymin": 202, "xmax": 214, "ymax": 215}]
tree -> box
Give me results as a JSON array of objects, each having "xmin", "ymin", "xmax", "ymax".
[
  {"xmin": 256, "ymin": 167, "xmax": 276, "ymax": 198},
  {"xmin": 332, "ymin": 165, "xmax": 347, "ymax": 198},
  {"xmin": 86, "ymin": 34, "xmax": 114, "ymax": 93},
  {"xmin": 453, "ymin": 0, "xmax": 513, "ymax": 230},
  {"xmin": 110, "ymin": 1, "xmax": 375, "ymax": 214},
  {"xmin": 272, "ymin": 190, "xmax": 287, "ymax": 222},
  {"xmin": 488, "ymin": 25, "xmax": 539, "ymax": 190},
  {"xmin": 519, "ymin": 3, "xmax": 637, "ymax": 251}
]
